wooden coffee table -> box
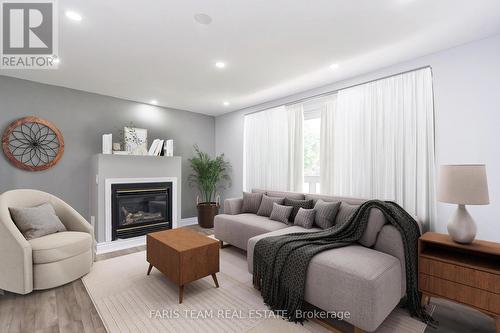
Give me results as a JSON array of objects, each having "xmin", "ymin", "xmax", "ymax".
[{"xmin": 146, "ymin": 228, "xmax": 220, "ymax": 303}]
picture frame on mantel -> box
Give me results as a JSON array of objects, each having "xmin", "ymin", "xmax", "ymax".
[{"xmin": 124, "ymin": 127, "xmax": 148, "ymax": 155}]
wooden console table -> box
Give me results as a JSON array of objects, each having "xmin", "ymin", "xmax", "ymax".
[{"xmin": 418, "ymin": 232, "xmax": 500, "ymax": 332}]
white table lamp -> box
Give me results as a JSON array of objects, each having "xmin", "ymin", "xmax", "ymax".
[{"xmin": 438, "ymin": 164, "xmax": 489, "ymax": 244}]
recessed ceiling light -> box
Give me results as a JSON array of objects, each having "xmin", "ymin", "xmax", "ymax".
[
  {"xmin": 215, "ymin": 62, "xmax": 226, "ymax": 69},
  {"xmin": 66, "ymin": 11, "xmax": 82, "ymax": 21},
  {"xmin": 329, "ymin": 63, "xmax": 340, "ymax": 70},
  {"xmin": 223, "ymin": 101, "xmax": 230, "ymax": 106},
  {"xmin": 150, "ymin": 100, "xmax": 158, "ymax": 105},
  {"xmin": 194, "ymin": 13, "xmax": 212, "ymax": 25}
]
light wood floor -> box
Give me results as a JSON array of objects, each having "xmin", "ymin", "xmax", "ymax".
[
  {"xmin": 0, "ymin": 278, "xmax": 105, "ymax": 333},
  {"xmin": 0, "ymin": 224, "xmax": 496, "ymax": 333},
  {"xmin": 0, "ymin": 225, "xmax": 207, "ymax": 333}
]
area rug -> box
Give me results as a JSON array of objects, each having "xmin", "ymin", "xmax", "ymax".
[{"xmin": 83, "ymin": 248, "xmax": 433, "ymax": 333}]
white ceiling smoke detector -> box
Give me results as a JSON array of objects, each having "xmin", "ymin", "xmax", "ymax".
[{"xmin": 194, "ymin": 13, "xmax": 212, "ymax": 25}]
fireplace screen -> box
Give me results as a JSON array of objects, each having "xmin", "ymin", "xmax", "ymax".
[
  {"xmin": 119, "ymin": 195, "xmax": 166, "ymax": 226},
  {"xmin": 111, "ymin": 182, "xmax": 172, "ymax": 240}
]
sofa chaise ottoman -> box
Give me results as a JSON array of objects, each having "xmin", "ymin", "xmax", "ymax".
[{"xmin": 214, "ymin": 189, "xmax": 421, "ymax": 332}]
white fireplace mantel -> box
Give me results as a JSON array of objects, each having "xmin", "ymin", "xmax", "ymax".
[{"xmin": 90, "ymin": 154, "xmax": 183, "ymax": 244}]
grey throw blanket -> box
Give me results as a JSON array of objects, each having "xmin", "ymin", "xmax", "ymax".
[{"xmin": 253, "ymin": 200, "xmax": 435, "ymax": 325}]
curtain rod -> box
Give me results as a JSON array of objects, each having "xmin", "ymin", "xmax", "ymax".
[{"xmin": 244, "ymin": 65, "xmax": 432, "ymax": 116}]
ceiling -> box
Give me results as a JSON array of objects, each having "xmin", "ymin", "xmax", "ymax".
[{"xmin": 2, "ymin": 0, "xmax": 500, "ymax": 116}]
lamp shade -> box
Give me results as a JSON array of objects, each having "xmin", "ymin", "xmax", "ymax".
[{"xmin": 438, "ymin": 164, "xmax": 489, "ymax": 205}]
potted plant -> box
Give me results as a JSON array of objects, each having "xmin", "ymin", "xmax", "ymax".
[{"xmin": 188, "ymin": 145, "xmax": 231, "ymax": 228}]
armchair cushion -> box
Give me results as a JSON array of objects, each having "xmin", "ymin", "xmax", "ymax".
[
  {"xmin": 9, "ymin": 203, "xmax": 67, "ymax": 240},
  {"xmin": 29, "ymin": 231, "xmax": 92, "ymax": 264}
]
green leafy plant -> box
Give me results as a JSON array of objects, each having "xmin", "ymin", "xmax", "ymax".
[{"xmin": 188, "ymin": 145, "xmax": 232, "ymax": 204}]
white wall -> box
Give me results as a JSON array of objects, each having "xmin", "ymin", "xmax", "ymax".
[{"xmin": 215, "ymin": 34, "xmax": 500, "ymax": 242}]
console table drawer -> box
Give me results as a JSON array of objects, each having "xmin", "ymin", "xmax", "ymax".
[
  {"xmin": 420, "ymin": 257, "xmax": 500, "ymax": 294},
  {"xmin": 420, "ymin": 273, "xmax": 500, "ymax": 314}
]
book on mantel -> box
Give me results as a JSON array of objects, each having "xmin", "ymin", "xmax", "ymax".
[{"xmin": 148, "ymin": 139, "xmax": 173, "ymax": 156}]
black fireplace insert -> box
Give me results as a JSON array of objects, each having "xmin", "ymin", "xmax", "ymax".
[{"xmin": 111, "ymin": 182, "xmax": 172, "ymax": 240}]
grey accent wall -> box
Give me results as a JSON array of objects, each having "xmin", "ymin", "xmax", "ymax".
[
  {"xmin": 216, "ymin": 33, "xmax": 500, "ymax": 242},
  {"xmin": 0, "ymin": 76, "xmax": 215, "ymax": 219}
]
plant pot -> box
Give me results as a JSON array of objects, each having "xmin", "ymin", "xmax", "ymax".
[{"xmin": 197, "ymin": 202, "xmax": 219, "ymax": 228}]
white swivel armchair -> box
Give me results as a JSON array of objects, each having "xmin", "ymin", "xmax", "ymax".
[{"xmin": 0, "ymin": 189, "xmax": 95, "ymax": 294}]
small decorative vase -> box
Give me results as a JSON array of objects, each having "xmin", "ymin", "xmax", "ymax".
[{"xmin": 447, "ymin": 204, "xmax": 477, "ymax": 244}]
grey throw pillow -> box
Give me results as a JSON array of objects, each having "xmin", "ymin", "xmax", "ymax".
[
  {"xmin": 257, "ymin": 195, "xmax": 285, "ymax": 217},
  {"xmin": 241, "ymin": 192, "xmax": 263, "ymax": 214},
  {"xmin": 283, "ymin": 198, "xmax": 314, "ymax": 222},
  {"xmin": 269, "ymin": 203, "xmax": 293, "ymax": 224},
  {"xmin": 293, "ymin": 208, "xmax": 316, "ymax": 229},
  {"xmin": 313, "ymin": 199, "xmax": 341, "ymax": 229},
  {"xmin": 335, "ymin": 202, "xmax": 360, "ymax": 226},
  {"xmin": 9, "ymin": 203, "xmax": 67, "ymax": 240}
]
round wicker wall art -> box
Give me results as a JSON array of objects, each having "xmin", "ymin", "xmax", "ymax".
[{"xmin": 2, "ymin": 116, "xmax": 65, "ymax": 171}]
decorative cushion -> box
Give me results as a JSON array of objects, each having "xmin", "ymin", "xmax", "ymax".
[
  {"xmin": 284, "ymin": 198, "xmax": 314, "ymax": 222},
  {"xmin": 257, "ymin": 195, "xmax": 285, "ymax": 217},
  {"xmin": 293, "ymin": 208, "xmax": 316, "ymax": 229},
  {"xmin": 241, "ymin": 192, "xmax": 263, "ymax": 214},
  {"xmin": 269, "ymin": 203, "xmax": 293, "ymax": 224},
  {"xmin": 9, "ymin": 203, "xmax": 67, "ymax": 240},
  {"xmin": 313, "ymin": 200, "xmax": 341, "ymax": 229},
  {"xmin": 335, "ymin": 202, "xmax": 360, "ymax": 226}
]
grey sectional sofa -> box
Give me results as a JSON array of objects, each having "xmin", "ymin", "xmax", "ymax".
[{"xmin": 214, "ymin": 189, "xmax": 421, "ymax": 333}]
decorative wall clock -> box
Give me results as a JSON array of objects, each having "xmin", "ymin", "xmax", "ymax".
[{"xmin": 2, "ymin": 116, "xmax": 65, "ymax": 171}]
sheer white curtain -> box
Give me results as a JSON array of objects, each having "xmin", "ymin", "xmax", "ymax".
[
  {"xmin": 244, "ymin": 106, "xmax": 289, "ymax": 191},
  {"xmin": 319, "ymin": 94, "xmax": 337, "ymax": 195},
  {"xmin": 331, "ymin": 68, "xmax": 436, "ymax": 227},
  {"xmin": 287, "ymin": 103, "xmax": 304, "ymax": 192},
  {"xmin": 243, "ymin": 105, "xmax": 304, "ymax": 192}
]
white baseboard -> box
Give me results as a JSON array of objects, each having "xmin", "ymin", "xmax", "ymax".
[
  {"xmin": 178, "ymin": 216, "xmax": 198, "ymax": 227},
  {"xmin": 96, "ymin": 217, "xmax": 199, "ymax": 255},
  {"xmin": 96, "ymin": 236, "xmax": 146, "ymax": 255}
]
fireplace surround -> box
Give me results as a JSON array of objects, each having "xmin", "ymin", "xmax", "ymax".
[{"xmin": 91, "ymin": 154, "xmax": 182, "ymax": 245}]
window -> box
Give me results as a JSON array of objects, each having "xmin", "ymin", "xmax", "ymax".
[
  {"xmin": 243, "ymin": 68, "xmax": 435, "ymax": 226},
  {"xmin": 303, "ymin": 118, "xmax": 320, "ymax": 177},
  {"xmin": 302, "ymin": 100, "xmax": 322, "ymax": 193}
]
